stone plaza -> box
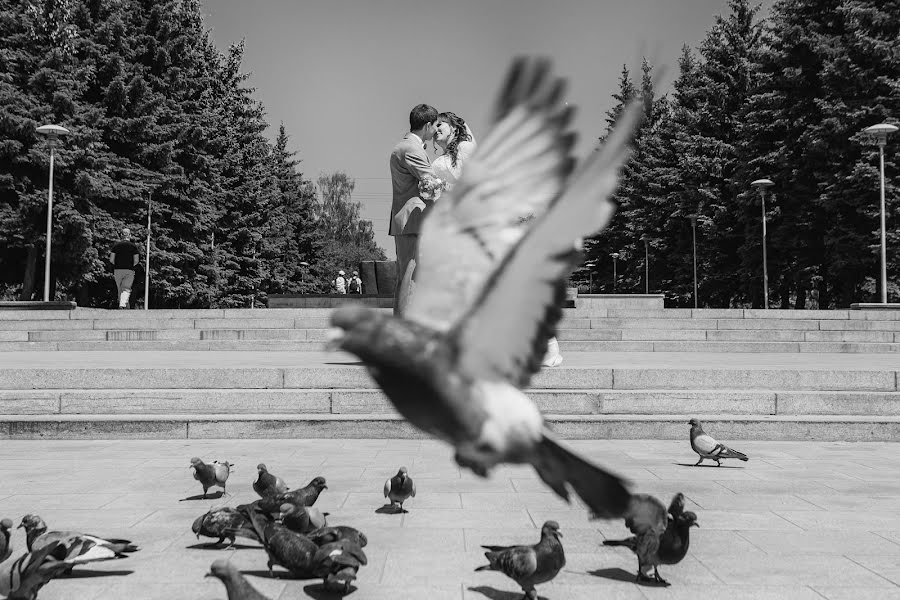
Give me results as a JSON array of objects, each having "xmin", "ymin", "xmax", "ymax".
[{"xmin": 1, "ymin": 297, "xmax": 900, "ymax": 599}]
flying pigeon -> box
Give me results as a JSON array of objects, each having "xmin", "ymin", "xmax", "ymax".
[
  {"xmin": 192, "ymin": 507, "xmax": 254, "ymax": 548},
  {"xmin": 306, "ymin": 526, "xmax": 368, "ymax": 549},
  {"xmin": 206, "ymin": 559, "xmax": 271, "ymax": 600},
  {"xmin": 279, "ymin": 504, "xmax": 328, "ymax": 535},
  {"xmin": 327, "ymin": 56, "xmax": 640, "ymax": 519},
  {"xmin": 253, "ymin": 464, "xmax": 289, "ymax": 499},
  {"xmin": 0, "ymin": 540, "xmax": 71, "ymax": 600},
  {"xmin": 190, "ymin": 457, "xmax": 233, "ymax": 498},
  {"xmin": 602, "ymin": 492, "xmax": 699, "ymax": 585},
  {"xmin": 0, "ymin": 518, "xmax": 12, "ymax": 563},
  {"xmin": 475, "ymin": 520, "xmax": 565, "ymax": 600},
  {"xmin": 18, "ymin": 514, "xmax": 139, "ymax": 570},
  {"xmin": 689, "ymin": 419, "xmax": 749, "ymax": 466},
  {"xmin": 384, "ymin": 467, "xmax": 416, "ymax": 512},
  {"xmin": 257, "ymin": 477, "xmax": 327, "ymax": 513}
]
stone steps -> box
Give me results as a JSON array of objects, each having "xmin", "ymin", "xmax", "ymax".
[
  {"xmin": 3, "ymin": 388, "xmax": 898, "ymax": 416},
  {"xmin": 2, "ymin": 339, "xmax": 900, "ymax": 353},
  {"xmin": 2, "ymin": 413, "xmax": 898, "ymax": 440}
]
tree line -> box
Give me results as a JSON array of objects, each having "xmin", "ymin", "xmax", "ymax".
[
  {"xmin": 0, "ymin": 0, "xmax": 383, "ymax": 308},
  {"xmin": 584, "ymin": 0, "xmax": 898, "ymax": 308}
]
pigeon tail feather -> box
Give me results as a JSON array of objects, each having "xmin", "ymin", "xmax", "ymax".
[{"xmin": 532, "ymin": 434, "xmax": 631, "ymax": 519}]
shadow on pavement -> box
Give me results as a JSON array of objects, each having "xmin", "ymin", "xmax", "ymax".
[
  {"xmin": 180, "ymin": 491, "xmax": 226, "ymax": 501},
  {"xmin": 303, "ymin": 582, "xmax": 358, "ymax": 598},
  {"xmin": 468, "ymin": 585, "xmax": 547, "ymax": 600},
  {"xmin": 61, "ymin": 569, "xmax": 134, "ymax": 579}
]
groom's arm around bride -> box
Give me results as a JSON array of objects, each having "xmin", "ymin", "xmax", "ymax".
[{"xmin": 388, "ymin": 103, "xmax": 438, "ymax": 316}]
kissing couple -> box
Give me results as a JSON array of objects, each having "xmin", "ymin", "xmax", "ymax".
[{"xmin": 388, "ymin": 103, "xmax": 564, "ymax": 367}]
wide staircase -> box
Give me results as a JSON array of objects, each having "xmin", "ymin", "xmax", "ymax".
[{"xmin": 1, "ymin": 294, "xmax": 898, "ymax": 441}]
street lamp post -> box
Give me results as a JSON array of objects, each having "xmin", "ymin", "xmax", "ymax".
[
  {"xmin": 610, "ymin": 252, "xmax": 619, "ymax": 293},
  {"xmin": 688, "ymin": 214, "xmax": 699, "ymax": 308},
  {"xmin": 144, "ymin": 189, "xmax": 152, "ymax": 310},
  {"xmin": 751, "ymin": 179, "xmax": 774, "ymax": 309},
  {"xmin": 35, "ymin": 124, "xmax": 70, "ymax": 302},
  {"xmin": 584, "ymin": 261, "xmax": 596, "ymax": 294},
  {"xmin": 640, "ymin": 234, "xmax": 651, "ymax": 294},
  {"xmin": 864, "ymin": 123, "xmax": 898, "ymax": 303}
]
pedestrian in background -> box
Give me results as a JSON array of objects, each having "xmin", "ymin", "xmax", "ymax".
[{"xmin": 109, "ymin": 227, "xmax": 140, "ymax": 309}]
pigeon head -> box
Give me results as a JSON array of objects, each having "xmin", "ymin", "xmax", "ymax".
[
  {"xmin": 0, "ymin": 518, "xmax": 11, "ymax": 530},
  {"xmin": 678, "ymin": 511, "xmax": 700, "ymax": 528},
  {"xmin": 190, "ymin": 457, "xmax": 203, "ymax": 467},
  {"xmin": 18, "ymin": 514, "xmax": 46, "ymax": 534},
  {"xmin": 396, "ymin": 466, "xmax": 408, "ymax": 479},
  {"xmin": 541, "ymin": 520, "xmax": 563, "ymax": 538},
  {"xmin": 688, "ymin": 418, "xmax": 702, "ymax": 428},
  {"xmin": 257, "ymin": 463, "xmax": 268, "ymax": 473},
  {"xmin": 327, "ymin": 306, "xmax": 390, "ymax": 352},
  {"xmin": 310, "ymin": 476, "xmax": 328, "ymax": 490},
  {"xmin": 205, "ymin": 559, "xmax": 233, "ymax": 581}
]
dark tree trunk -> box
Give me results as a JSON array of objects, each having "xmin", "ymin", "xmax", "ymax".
[
  {"xmin": 794, "ymin": 277, "xmax": 808, "ymax": 309},
  {"xmin": 19, "ymin": 245, "xmax": 37, "ymax": 301}
]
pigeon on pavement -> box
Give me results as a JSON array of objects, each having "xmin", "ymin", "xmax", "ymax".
[
  {"xmin": 19, "ymin": 515, "xmax": 139, "ymax": 569},
  {"xmin": 206, "ymin": 559, "xmax": 271, "ymax": 600},
  {"xmin": 279, "ymin": 504, "xmax": 328, "ymax": 535},
  {"xmin": 1, "ymin": 518, "xmax": 12, "ymax": 563},
  {"xmin": 253, "ymin": 464, "xmax": 289, "ymax": 499},
  {"xmin": 241, "ymin": 504, "xmax": 319, "ymax": 578},
  {"xmin": 191, "ymin": 457, "xmax": 232, "ymax": 498},
  {"xmin": 257, "ymin": 477, "xmax": 327, "ymax": 513},
  {"xmin": 384, "ymin": 467, "xmax": 416, "ymax": 512},
  {"xmin": 0, "ymin": 540, "xmax": 71, "ymax": 600},
  {"xmin": 327, "ymin": 56, "xmax": 640, "ymax": 520},
  {"xmin": 602, "ymin": 492, "xmax": 699, "ymax": 585},
  {"xmin": 312, "ymin": 539, "xmax": 367, "ymax": 594},
  {"xmin": 689, "ymin": 419, "xmax": 749, "ymax": 466},
  {"xmin": 475, "ymin": 520, "xmax": 565, "ymax": 600},
  {"xmin": 306, "ymin": 526, "xmax": 368, "ymax": 549},
  {"xmin": 192, "ymin": 508, "xmax": 253, "ymax": 548}
]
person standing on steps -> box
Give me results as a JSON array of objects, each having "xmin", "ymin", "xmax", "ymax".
[{"xmin": 108, "ymin": 227, "xmax": 140, "ymax": 309}]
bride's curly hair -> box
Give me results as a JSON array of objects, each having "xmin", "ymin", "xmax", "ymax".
[{"xmin": 437, "ymin": 111, "xmax": 472, "ymax": 168}]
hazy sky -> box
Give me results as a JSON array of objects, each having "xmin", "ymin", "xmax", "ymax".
[{"xmin": 202, "ymin": 0, "xmax": 773, "ymax": 258}]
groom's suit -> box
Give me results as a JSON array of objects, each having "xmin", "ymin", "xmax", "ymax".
[{"xmin": 389, "ymin": 132, "xmax": 435, "ymax": 316}]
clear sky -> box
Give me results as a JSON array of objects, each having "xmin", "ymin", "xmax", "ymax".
[{"xmin": 202, "ymin": 0, "xmax": 773, "ymax": 258}]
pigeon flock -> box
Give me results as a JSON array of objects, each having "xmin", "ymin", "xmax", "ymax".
[{"xmin": 0, "ymin": 57, "xmax": 755, "ymax": 598}]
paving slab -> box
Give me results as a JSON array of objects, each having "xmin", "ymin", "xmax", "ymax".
[{"xmin": 0, "ymin": 439, "xmax": 898, "ymax": 599}]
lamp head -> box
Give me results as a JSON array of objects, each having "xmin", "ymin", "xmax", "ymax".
[{"xmin": 751, "ymin": 178, "xmax": 774, "ymax": 190}]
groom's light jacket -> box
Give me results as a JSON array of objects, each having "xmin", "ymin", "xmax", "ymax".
[{"xmin": 389, "ymin": 132, "xmax": 436, "ymax": 236}]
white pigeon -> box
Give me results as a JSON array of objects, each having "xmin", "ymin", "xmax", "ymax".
[
  {"xmin": 384, "ymin": 467, "xmax": 416, "ymax": 512},
  {"xmin": 689, "ymin": 418, "xmax": 749, "ymax": 466},
  {"xmin": 328, "ymin": 57, "xmax": 643, "ymax": 519}
]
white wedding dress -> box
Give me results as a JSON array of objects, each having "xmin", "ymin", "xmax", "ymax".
[{"xmin": 431, "ymin": 136, "xmax": 564, "ymax": 367}]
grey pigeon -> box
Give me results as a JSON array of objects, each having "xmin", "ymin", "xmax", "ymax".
[
  {"xmin": 279, "ymin": 504, "xmax": 328, "ymax": 535},
  {"xmin": 206, "ymin": 559, "xmax": 271, "ymax": 600},
  {"xmin": 0, "ymin": 518, "xmax": 12, "ymax": 563},
  {"xmin": 19, "ymin": 515, "xmax": 138, "ymax": 569},
  {"xmin": 0, "ymin": 540, "xmax": 71, "ymax": 600},
  {"xmin": 384, "ymin": 467, "xmax": 416, "ymax": 512},
  {"xmin": 475, "ymin": 520, "xmax": 565, "ymax": 600},
  {"xmin": 258, "ymin": 476, "xmax": 327, "ymax": 513},
  {"xmin": 307, "ymin": 526, "xmax": 367, "ymax": 549},
  {"xmin": 312, "ymin": 539, "xmax": 367, "ymax": 594},
  {"xmin": 241, "ymin": 504, "xmax": 320, "ymax": 578},
  {"xmin": 689, "ymin": 419, "xmax": 749, "ymax": 466},
  {"xmin": 192, "ymin": 507, "xmax": 253, "ymax": 548},
  {"xmin": 253, "ymin": 464, "xmax": 289, "ymax": 499},
  {"xmin": 602, "ymin": 492, "xmax": 699, "ymax": 585},
  {"xmin": 326, "ymin": 57, "xmax": 639, "ymax": 520},
  {"xmin": 190, "ymin": 457, "xmax": 232, "ymax": 498}
]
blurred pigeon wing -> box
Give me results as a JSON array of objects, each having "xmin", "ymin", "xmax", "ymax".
[
  {"xmin": 452, "ymin": 99, "xmax": 642, "ymax": 386},
  {"xmin": 623, "ymin": 494, "xmax": 668, "ymax": 538},
  {"xmin": 405, "ymin": 57, "xmax": 575, "ymax": 333},
  {"xmin": 383, "ymin": 479, "xmax": 391, "ymax": 499}
]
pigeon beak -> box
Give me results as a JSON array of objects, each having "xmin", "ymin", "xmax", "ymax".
[
  {"xmin": 325, "ymin": 327, "xmax": 345, "ymax": 351},
  {"xmin": 204, "ymin": 572, "xmax": 212, "ymax": 578},
  {"xmin": 693, "ymin": 523, "xmax": 700, "ymax": 528},
  {"xmin": 557, "ymin": 531, "xmax": 563, "ymax": 538},
  {"xmin": 16, "ymin": 523, "xmax": 23, "ymax": 529},
  {"xmin": 323, "ymin": 485, "xmax": 328, "ymax": 489}
]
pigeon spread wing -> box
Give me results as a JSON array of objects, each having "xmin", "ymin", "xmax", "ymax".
[
  {"xmin": 451, "ymin": 98, "xmax": 642, "ymax": 387},
  {"xmin": 404, "ymin": 58, "xmax": 576, "ymax": 348}
]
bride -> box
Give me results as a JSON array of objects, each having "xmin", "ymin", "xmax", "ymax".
[{"xmin": 430, "ymin": 111, "xmax": 564, "ymax": 368}]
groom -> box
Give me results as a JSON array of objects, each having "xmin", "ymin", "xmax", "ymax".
[{"xmin": 388, "ymin": 103, "xmax": 438, "ymax": 316}]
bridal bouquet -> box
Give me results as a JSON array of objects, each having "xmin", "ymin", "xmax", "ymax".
[{"xmin": 418, "ymin": 175, "xmax": 447, "ymax": 201}]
